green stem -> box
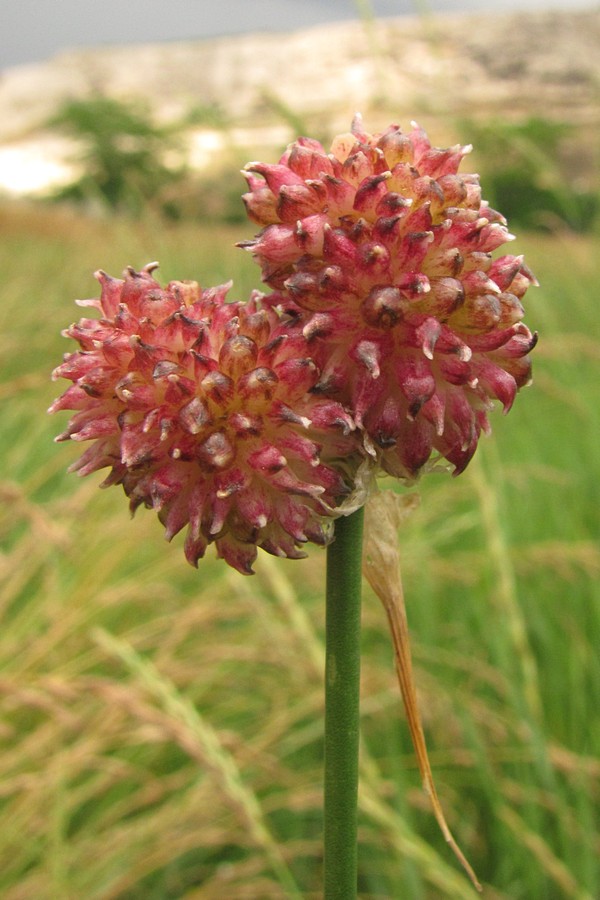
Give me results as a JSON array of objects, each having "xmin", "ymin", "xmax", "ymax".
[{"xmin": 324, "ymin": 506, "xmax": 364, "ymax": 899}]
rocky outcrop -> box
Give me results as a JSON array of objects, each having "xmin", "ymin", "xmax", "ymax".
[
  {"xmin": 0, "ymin": 9, "xmax": 598, "ymax": 196},
  {"xmin": 1, "ymin": 9, "xmax": 598, "ymax": 142}
]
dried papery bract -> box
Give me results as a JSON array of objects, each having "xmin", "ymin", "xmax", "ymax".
[
  {"xmin": 241, "ymin": 115, "xmax": 537, "ymax": 482},
  {"xmin": 49, "ymin": 264, "xmax": 365, "ymax": 573},
  {"xmin": 364, "ymin": 491, "xmax": 482, "ymax": 891}
]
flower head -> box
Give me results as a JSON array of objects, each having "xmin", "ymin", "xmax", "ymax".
[
  {"xmin": 49, "ymin": 264, "xmax": 362, "ymax": 573},
  {"xmin": 241, "ymin": 116, "xmax": 537, "ymax": 480}
]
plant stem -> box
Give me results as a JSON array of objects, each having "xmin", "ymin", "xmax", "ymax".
[{"xmin": 324, "ymin": 506, "xmax": 364, "ymax": 899}]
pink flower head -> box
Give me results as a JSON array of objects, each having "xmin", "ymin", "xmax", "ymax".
[
  {"xmin": 49, "ymin": 264, "xmax": 363, "ymax": 573},
  {"xmin": 241, "ymin": 116, "xmax": 538, "ymax": 480}
]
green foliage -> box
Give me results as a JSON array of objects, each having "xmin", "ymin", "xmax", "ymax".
[
  {"xmin": 48, "ymin": 95, "xmax": 186, "ymax": 217},
  {"xmin": 462, "ymin": 117, "xmax": 599, "ymax": 232},
  {"xmin": 1, "ymin": 204, "xmax": 599, "ymax": 898},
  {"xmin": 259, "ymin": 91, "xmax": 310, "ymax": 139},
  {"xmin": 183, "ymin": 102, "xmax": 230, "ymax": 130},
  {"xmin": 165, "ymin": 161, "xmax": 252, "ymax": 225}
]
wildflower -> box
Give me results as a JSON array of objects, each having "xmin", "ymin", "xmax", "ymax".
[
  {"xmin": 49, "ymin": 264, "xmax": 363, "ymax": 573},
  {"xmin": 241, "ymin": 116, "xmax": 537, "ymax": 480}
]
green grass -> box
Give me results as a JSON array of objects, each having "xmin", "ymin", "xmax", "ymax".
[{"xmin": 1, "ymin": 201, "xmax": 598, "ymax": 898}]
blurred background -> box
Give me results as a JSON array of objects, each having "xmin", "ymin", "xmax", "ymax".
[{"xmin": 1, "ymin": 1, "xmax": 599, "ymax": 897}]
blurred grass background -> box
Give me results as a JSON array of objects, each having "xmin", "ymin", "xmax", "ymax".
[{"xmin": 1, "ymin": 91, "xmax": 599, "ymax": 899}]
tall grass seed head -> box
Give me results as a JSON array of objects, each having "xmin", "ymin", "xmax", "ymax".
[
  {"xmin": 49, "ymin": 264, "xmax": 364, "ymax": 573},
  {"xmin": 241, "ymin": 115, "xmax": 538, "ymax": 480}
]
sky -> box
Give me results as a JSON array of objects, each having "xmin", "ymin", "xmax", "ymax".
[{"xmin": 1, "ymin": 0, "xmax": 596, "ymax": 70}]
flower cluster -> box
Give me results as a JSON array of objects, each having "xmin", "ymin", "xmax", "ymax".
[
  {"xmin": 50, "ymin": 265, "xmax": 362, "ymax": 573},
  {"xmin": 51, "ymin": 116, "xmax": 536, "ymax": 571},
  {"xmin": 241, "ymin": 116, "xmax": 537, "ymax": 479}
]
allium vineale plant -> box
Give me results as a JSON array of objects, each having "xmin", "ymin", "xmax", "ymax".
[{"xmin": 50, "ymin": 114, "xmax": 537, "ymax": 894}]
